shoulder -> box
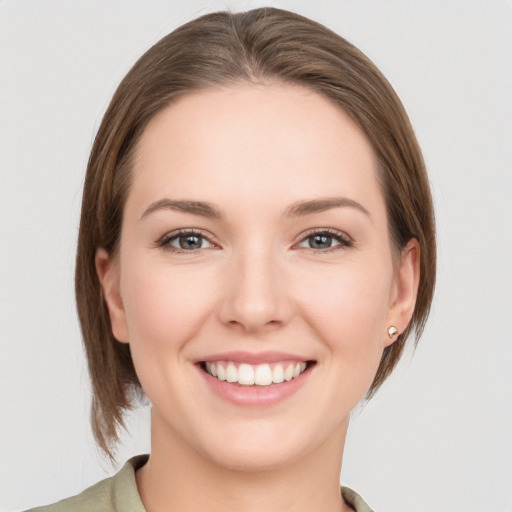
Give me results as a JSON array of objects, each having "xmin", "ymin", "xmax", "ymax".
[
  {"xmin": 25, "ymin": 455, "xmax": 148, "ymax": 512},
  {"xmin": 26, "ymin": 477, "xmax": 116, "ymax": 512},
  {"xmin": 342, "ymin": 486, "xmax": 375, "ymax": 512}
]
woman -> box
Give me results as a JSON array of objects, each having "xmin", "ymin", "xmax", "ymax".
[{"xmin": 30, "ymin": 7, "xmax": 435, "ymax": 512}]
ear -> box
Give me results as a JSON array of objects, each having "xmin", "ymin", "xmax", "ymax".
[
  {"xmin": 385, "ymin": 238, "xmax": 421, "ymax": 347},
  {"xmin": 95, "ymin": 248, "xmax": 129, "ymax": 343}
]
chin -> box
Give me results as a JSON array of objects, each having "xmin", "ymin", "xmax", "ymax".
[
  {"xmin": 203, "ymin": 441, "xmax": 303, "ymax": 473},
  {"xmin": 194, "ymin": 420, "xmax": 331, "ymax": 474}
]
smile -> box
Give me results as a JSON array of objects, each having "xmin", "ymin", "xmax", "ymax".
[{"xmin": 202, "ymin": 361, "xmax": 308, "ymax": 386}]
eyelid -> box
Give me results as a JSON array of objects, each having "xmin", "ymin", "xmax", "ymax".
[
  {"xmin": 156, "ymin": 228, "xmax": 220, "ymax": 252},
  {"xmin": 155, "ymin": 227, "xmax": 352, "ymax": 253},
  {"xmin": 293, "ymin": 227, "xmax": 353, "ymax": 251}
]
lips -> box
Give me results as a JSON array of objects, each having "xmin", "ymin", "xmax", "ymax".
[
  {"xmin": 196, "ymin": 351, "xmax": 314, "ymax": 405},
  {"xmin": 204, "ymin": 361, "xmax": 308, "ymax": 386}
]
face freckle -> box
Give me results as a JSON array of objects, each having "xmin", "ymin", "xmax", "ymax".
[{"xmin": 105, "ymin": 83, "xmax": 404, "ymax": 472}]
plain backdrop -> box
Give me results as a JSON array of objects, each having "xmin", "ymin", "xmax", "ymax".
[{"xmin": 1, "ymin": 1, "xmax": 511, "ymax": 511}]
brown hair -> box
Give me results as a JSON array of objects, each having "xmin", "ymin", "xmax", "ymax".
[{"xmin": 75, "ymin": 7, "xmax": 436, "ymax": 456}]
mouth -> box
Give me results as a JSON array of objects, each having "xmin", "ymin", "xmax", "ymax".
[{"xmin": 199, "ymin": 360, "xmax": 314, "ymax": 387}]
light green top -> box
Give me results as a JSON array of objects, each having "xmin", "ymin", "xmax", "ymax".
[{"xmin": 27, "ymin": 455, "xmax": 374, "ymax": 512}]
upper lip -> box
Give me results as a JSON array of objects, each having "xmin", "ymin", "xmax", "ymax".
[{"xmin": 195, "ymin": 351, "xmax": 312, "ymax": 365}]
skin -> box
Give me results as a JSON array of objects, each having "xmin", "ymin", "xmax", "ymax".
[{"xmin": 96, "ymin": 83, "xmax": 419, "ymax": 512}]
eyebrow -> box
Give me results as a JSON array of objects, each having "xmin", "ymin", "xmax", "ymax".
[
  {"xmin": 284, "ymin": 197, "xmax": 370, "ymax": 218},
  {"xmin": 140, "ymin": 199, "xmax": 222, "ymax": 220},
  {"xmin": 140, "ymin": 196, "xmax": 370, "ymax": 221}
]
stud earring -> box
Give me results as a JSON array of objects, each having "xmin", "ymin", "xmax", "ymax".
[{"xmin": 387, "ymin": 326, "xmax": 398, "ymax": 339}]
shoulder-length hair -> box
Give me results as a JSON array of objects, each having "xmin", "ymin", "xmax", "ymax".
[{"xmin": 75, "ymin": 7, "xmax": 436, "ymax": 456}]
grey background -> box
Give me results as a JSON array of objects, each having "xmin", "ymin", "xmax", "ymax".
[{"xmin": 1, "ymin": 1, "xmax": 511, "ymax": 511}]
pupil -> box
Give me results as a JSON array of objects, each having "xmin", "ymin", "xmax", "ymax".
[
  {"xmin": 180, "ymin": 234, "xmax": 201, "ymax": 249},
  {"xmin": 311, "ymin": 234, "xmax": 331, "ymax": 249}
]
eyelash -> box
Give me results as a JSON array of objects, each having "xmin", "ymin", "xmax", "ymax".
[
  {"xmin": 157, "ymin": 228, "xmax": 353, "ymax": 254},
  {"xmin": 157, "ymin": 229, "xmax": 217, "ymax": 254},
  {"xmin": 296, "ymin": 228, "xmax": 353, "ymax": 253}
]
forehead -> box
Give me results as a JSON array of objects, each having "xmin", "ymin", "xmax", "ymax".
[{"xmin": 128, "ymin": 83, "xmax": 383, "ymax": 219}]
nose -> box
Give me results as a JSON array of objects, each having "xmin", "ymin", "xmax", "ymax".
[{"xmin": 217, "ymin": 244, "xmax": 293, "ymax": 334}]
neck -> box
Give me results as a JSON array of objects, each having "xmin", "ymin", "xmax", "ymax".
[{"xmin": 136, "ymin": 411, "xmax": 351, "ymax": 512}]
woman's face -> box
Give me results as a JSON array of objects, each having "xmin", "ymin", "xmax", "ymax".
[{"xmin": 98, "ymin": 83, "xmax": 418, "ymax": 471}]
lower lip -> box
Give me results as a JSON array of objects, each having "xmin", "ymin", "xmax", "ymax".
[{"xmin": 197, "ymin": 365, "xmax": 312, "ymax": 407}]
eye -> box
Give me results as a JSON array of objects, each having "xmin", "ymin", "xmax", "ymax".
[
  {"xmin": 158, "ymin": 229, "xmax": 215, "ymax": 252},
  {"xmin": 296, "ymin": 229, "xmax": 352, "ymax": 251}
]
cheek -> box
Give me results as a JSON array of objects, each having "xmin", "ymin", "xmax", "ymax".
[
  {"xmin": 119, "ymin": 258, "xmax": 217, "ymax": 355},
  {"xmin": 296, "ymin": 257, "xmax": 393, "ymax": 356}
]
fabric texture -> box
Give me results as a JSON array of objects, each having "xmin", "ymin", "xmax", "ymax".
[{"xmin": 27, "ymin": 455, "xmax": 374, "ymax": 512}]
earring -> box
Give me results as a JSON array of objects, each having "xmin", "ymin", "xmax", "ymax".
[{"xmin": 387, "ymin": 326, "xmax": 398, "ymax": 339}]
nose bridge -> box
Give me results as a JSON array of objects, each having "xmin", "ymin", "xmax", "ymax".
[{"xmin": 219, "ymin": 237, "xmax": 290, "ymax": 332}]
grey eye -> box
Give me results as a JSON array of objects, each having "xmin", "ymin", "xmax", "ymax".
[
  {"xmin": 309, "ymin": 234, "xmax": 336, "ymax": 249},
  {"xmin": 179, "ymin": 234, "xmax": 203, "ymax": 250},
  {"xmin": 164, "ymin": 232, "xmax": 214, "ymax": 251},
  {"xmin": 298, "ymin": 233, "xmax": 341, "ymax": 250},
  {"xmin": 296, "ymin": 229, "xmax": 352, "ymax": 251}
]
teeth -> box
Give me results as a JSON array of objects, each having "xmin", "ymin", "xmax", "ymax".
[
  {"xmin": 226, "ymin": 363, "xmax": 237, "ymax": 383},
  {"xmin": 238, "ymin": 364, "xmax": 255, "ymax": 385},
  {"xmin": 204, "ymin": 361, "xmax": 308, "ymax": 386},
  {"xmin": 254, "ymin": 364, "xmax": 272, "ymax": 386},
  {"xmin": 217, "ymin": 364, "xmax": 226, "ymax": 381},
  {"xmin": 272, "ymin": 364, "xmax": 284, "ymax": 383}
]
